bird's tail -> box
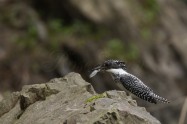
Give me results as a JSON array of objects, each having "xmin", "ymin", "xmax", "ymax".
[{"xmin": 152, "ymin": 93, "xmax": 170, "ymax": 103}]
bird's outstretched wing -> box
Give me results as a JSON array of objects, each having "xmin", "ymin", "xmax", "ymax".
[{"xmin": 119, "ymin": 74, "xmax": 169, "ymax": 104}]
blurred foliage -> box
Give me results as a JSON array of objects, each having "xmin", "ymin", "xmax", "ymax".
[
  {"xmin": 139, "ymin": 0, "xmax": 159, "ymax": 40},
  {"xmin": 48, "ymin": 19, "xmax": 108, "ymax": 39},
  {"xmin": 47, "ymin": 19, "xmax": 110, "ymax": 50},
  {"xmin": 142, "ymin": 0, "xmax": 159, "ymax": 23},
  {"xmin": 141, "ymin": 27, "xmax": 152, "ymax": 40},
  {"xmin": 47, "ymin": 20, "xmax": 142, "ymax": 69},
  {"xmin": 0, "ymin": 4, "xmax": 30, "ymax": 28},
  {"xmin": 104, "ymin": 39, "xmax": 139, "ymax": 61},
  {"xmin": 0, "ymin": 2, "xmax": 139, "ymax": 62},
  {"xmin": 11, "ymin": 18, "xmax": 109, "ymax": 52},
  {"xmin": 15, "ymin": 25, "xmax": 38, "ymax": 50}
]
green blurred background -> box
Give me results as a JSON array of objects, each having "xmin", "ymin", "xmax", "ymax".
[{"xmin": 0, "ymin": 0, "xmax": 187, "ymax": 124}]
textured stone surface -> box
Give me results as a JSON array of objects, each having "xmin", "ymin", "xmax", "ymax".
[{"xmin": 0, "ymin": 72, "xmax": 160, "ymax": 124}]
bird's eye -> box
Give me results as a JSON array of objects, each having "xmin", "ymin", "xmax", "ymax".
[{"xmin": 104, "ymin": 63, "xmax": 109, "ymax": 67}]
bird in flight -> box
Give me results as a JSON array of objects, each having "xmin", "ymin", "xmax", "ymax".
[{"xmin": 89, "ymin": 60, "xmax": 170, "ymax": 104}]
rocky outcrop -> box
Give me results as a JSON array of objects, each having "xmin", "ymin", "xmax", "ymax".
[{"xmin": 0, "ymin": 72, "xmax": 160, "ymax": 124}]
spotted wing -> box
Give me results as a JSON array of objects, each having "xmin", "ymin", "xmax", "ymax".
[{"xmin": 119, "ymin": 74, "xmax": 157, "ymax": 104}]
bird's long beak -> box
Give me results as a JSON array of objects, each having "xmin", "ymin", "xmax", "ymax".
[
  {"xmin": 89, "ymin": 65, "xmax": 104, "ymax": 78},
  {"xmin": 91, "ymin": 65, "xmax": 102, "ymax": 71}
]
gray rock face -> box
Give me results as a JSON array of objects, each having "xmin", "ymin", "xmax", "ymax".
[{"xmin": 0, "ymin": 72, "xmax": 160, "ymax": 124}]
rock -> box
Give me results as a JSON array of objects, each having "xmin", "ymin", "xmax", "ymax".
[
  {"xmin": 0, "ymin": 72, "xmax": 160, "ymax": 124},
  {"xmin": 0, "ymin": 94, "xmax": 3, "ymax": 102},
  {"xmin": 0, "ymin": 92, "xmax": 20, "ymax": 117}
]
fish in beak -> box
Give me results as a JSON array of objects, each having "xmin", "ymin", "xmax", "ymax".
[{"xmin": 89, "ymin": 65, "xmax": 104, "ymax": 78}]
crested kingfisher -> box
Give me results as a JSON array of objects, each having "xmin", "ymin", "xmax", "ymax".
[{"xmin": 89, "ymin": 60, "xmax": 170, "ymax": 104}]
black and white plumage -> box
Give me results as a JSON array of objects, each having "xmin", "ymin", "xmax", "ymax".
[{"xmin": 89, "ymin": 60, "xmax": 170, "ymax": 104}]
